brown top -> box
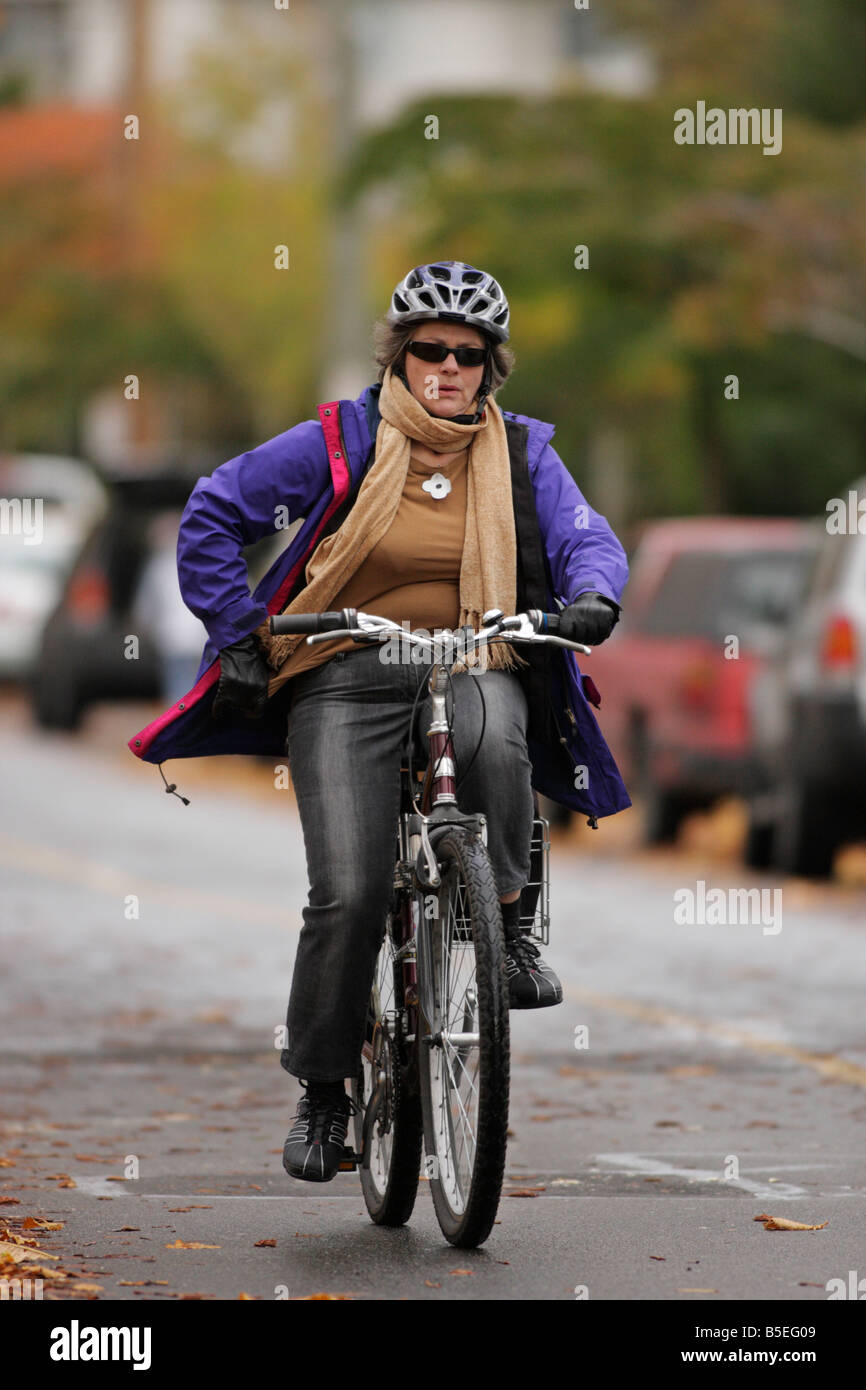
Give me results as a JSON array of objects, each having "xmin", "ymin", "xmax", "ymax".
[{"xmin": 269, "ymin": 445, "xmax": 470, "ymax": 689}]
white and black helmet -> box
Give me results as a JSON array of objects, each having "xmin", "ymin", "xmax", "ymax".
[{"xmin": 387, "ymin": 261, "xmax": 510, "ymax": 343}]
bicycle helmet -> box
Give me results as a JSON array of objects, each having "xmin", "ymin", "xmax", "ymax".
[
  {"xmin": 387, "ymin": 261, "xmax": 510, "ymax": 343},
  {"xmin": 387, "ymin": 261, "xmax": 509, "ymax": 423}
]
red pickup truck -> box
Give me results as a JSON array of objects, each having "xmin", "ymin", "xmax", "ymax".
[{"xmin": 585, "ymin": 517, "xmax": 818, "ymax": 842}]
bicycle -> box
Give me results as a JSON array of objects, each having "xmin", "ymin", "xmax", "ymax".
[{"xmin": 269, "ymin": 605, "xmax": 590, "ymax": 1247}]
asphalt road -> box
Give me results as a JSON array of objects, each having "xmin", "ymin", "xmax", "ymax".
[{"xmin": 1, "ymin": 694, "xmax": 865, "ymax": 1302}]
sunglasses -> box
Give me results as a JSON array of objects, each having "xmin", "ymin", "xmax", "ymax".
[{"xmin": 405, "ymin": 340, "xmax": 489, "ymax": 367}]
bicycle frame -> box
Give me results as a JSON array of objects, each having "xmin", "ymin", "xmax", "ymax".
[{"xmin": 277, "ymin": 606, "xmax": 590, "ymax": 1178}]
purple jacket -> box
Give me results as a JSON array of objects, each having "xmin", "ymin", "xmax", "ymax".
[{"xmin": 128, "ymin": 385, "xmax": 631, "ymax": 819}]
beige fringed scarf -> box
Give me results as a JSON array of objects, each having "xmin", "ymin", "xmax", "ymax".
[{"xmin": 258, "ymin": 365, "xmax": 527, "ymax": 680}]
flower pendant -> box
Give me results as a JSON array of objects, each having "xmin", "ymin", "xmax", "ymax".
[{"xmin": 422, "ymin": 472, "xmax": 452, "ymax": 501}]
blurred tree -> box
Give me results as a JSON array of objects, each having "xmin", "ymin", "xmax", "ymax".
[
  {"xmin": 0, "ymin": 25, "xmax": 331, "ymax": 461},
  {"xmin": 342, "ymin": 58, "xmax": 865, "ymax": 521}
]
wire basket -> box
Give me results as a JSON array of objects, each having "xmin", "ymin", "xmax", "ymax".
[{"xmin": 520, "ymin": 815, "xmax": 551, "ymax": 945}]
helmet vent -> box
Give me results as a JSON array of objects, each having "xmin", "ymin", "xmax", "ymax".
[{"xmin": 417, "ymin": 290, "xmax": 436, "ymax": 308}]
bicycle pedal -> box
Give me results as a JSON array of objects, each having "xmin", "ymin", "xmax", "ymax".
[{"xmin": 337, "ymin": 1149, "xmax": 362, "ymax": 1172}]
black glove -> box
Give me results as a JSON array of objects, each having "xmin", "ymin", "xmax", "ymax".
[
  {"xmin": 559, "ymin": 592, "xmax": 620, "ymax": 646},
  {"xmin": 211, "ymin": 632, "xmax": 271, "ymax": 720}
]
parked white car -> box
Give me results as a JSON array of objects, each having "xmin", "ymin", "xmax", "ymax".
[
  {"xmin": 0, "ymin": 455, "xmax": 106, "ymax": 681},
  {"xmin": 747, "ymin": 478, "xmax": 866, "ymax": 876}
]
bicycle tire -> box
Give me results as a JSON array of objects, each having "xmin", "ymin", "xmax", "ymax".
[
  {"xmin": 351, "ymin": 916, "xmax": 423, "ymax": 1226},
  {"xmin": 417, "ymin": 827, "xmax": 510, "ymax": 1248}
]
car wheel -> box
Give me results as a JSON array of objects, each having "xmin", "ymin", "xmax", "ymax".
[
  {"xmin": 743, "ymin": 809, "xmax": 774, "ymax": 870},
  {"xmin": 772, "ymin": 779, "xmax": 842, "ymax": 878},
  {"xmin": 641, "ymin": 786, "xmax": 689, "ymax": 844},
  {"xmin": 31, "ymin": 678, "xmax": 84, "ymax": 731}
]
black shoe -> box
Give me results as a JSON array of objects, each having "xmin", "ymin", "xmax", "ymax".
[
  {"xmin": 504, "ymin": 930, "xmax": 563, "ymax": 1009},
  {"xmin": 282, "ymin": 1082, "xmax": 353, "ymax": 1182}
]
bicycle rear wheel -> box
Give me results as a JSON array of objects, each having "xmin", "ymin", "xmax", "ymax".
[
  {"xmin": 351, "ymin": 914, "xmax": 423, "ymax": 1226},
  {"xmin": 417, "ymin": 827, "xmax": 510, "ymax": 1247}
]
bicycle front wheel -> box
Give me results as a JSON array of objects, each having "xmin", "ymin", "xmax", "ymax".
[
  {"xmin": 417, "ymin": 827, "xmax": 510, "ymax": 1247},
  {"xmin": 351, "ymin": 914, "xmax": 423, "ymax": 1227}
]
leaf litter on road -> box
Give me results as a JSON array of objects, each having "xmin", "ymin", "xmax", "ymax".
[{"xmin": 754, "ymin": 1213, "xmax": 828, "ymax": 1231}]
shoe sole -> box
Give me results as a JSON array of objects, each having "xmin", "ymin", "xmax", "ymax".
[
  {"xmin": 508, "ymin": 989, "xmax": 564, "ymax": 1010},
  {"xmin": 282, "ymin": 1145, "xmax": 349, "ymax": 1182}
]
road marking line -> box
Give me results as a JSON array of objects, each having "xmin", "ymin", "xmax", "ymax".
[
  {"xmin": 593, "ymin": 1152, "xmax": 807, "ymax": 1199},
  {"xmin": 564, "ymin": 986, "xmax": 866, "ymax": 1089},
  {"xmin": 0, "ymin": 833, "xmax": 293, "ymax": 927}
]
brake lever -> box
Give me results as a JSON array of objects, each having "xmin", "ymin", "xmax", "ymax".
[{"xmin": 503, "ymin": 613, "xmax": 592, "ymax": 655}]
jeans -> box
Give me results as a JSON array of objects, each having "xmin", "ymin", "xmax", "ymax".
[{"xmin": 279, "ymin": 642, "xmax": 535, "ymax": 1081}]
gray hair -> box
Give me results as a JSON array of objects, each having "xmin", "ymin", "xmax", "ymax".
[{"xmin": 371, "ymin": 317, "xmax": 515, "ymax": 392}]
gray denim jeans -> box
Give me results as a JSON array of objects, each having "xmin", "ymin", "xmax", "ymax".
[{"xmin": 279, "ymin": 642, "xmax": 535, "ymax": 1081}]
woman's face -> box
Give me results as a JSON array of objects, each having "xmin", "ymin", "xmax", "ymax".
[{"xmin": 402, "ymin": 320, "xmax": 488, "ymax": 419}]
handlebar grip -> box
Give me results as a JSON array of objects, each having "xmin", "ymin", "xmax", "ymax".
[
  {"xmin": 269, "ymin": 611, "xmax": 347, "ymax": 636},
  {"xmin": 544, "ymin": 612, "xmax": 561, "ymax": 635}
]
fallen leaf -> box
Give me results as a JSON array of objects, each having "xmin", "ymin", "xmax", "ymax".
[
  {"xmin": 165, "ymin": 1240, "xmax": 221, "ymax": 1250},
  {"xmin": 0, "ymin": 1197, "xmax": 20, "ymax": 1206},
  {"xmin": 799, "ymin": 1282, "xmax": 824, "ymax": 1288},
  {"xmin": 296, "ymin": 1292, "xmax": 353, "ymax": 1300},
  {"xmin": 0, "ymin": 1239, "xmax": 59, "ymax": 1263},
  {"xmin": 294, "ymin": 1232, "xmax": 323, "ymax": 1239},
  {"xmin": 118, "ymin": 1280, "xmax": 169, "ymax": 1287},
  {"xmin": 753, "ymin": 1213, "xmax": 828, "ymax": 1231},
  {"xmin": 238, "ymin": 1292, "xmax": 255, "ymax": 1300},
  {"xmin": 74, "ymin": 1154, "xmax": 114, "ymax": 1162},
  {"xmin": 22, "ymin": 1218, "xmax": 63, "ymax": 1231},
  {"xmin": 116, "ymin": 1226, "xmax": 140, "ymax": 1232},
  {"xmin": 650, "ymin": 1255, "xmax": 666, "ymax": 1261},
  {"xmin": 507, "ymin": 1187, "xmax": 545, "ymax": 1197},
  {"xmin": 450, "ymin": 1268, "xmax": 474, "ymax": 1276},
  {"xmin": 424, "ymin": 1280, "xmax": 441, "ymax": 1288},
  {"xmin": 254, "ymin": 1238, "xmax": 277, "ymax": 1247},
  {"xmin": 105, "ymin": 1176, "xmax": 126, "ymax": 1182},
  {"xmin": 70, "ymin": 1283, "xmax": 104, "ymax": 1294}
]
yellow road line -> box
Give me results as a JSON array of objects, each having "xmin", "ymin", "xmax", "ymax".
[
  {"xmin": 564, "ymin": 986, "xmax": 866, "ymax": 1089},
  {"xmin": 0, "ymin": 833, "xmax": 292, "ymax": 928}
]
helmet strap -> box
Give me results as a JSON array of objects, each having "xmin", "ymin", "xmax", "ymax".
[
  {"xmin": 450, "ymin": 356, "xmax": 492, "ymax": 425},
  {"xmin": 394, "ymin": 348, "xmax": 492, "ymax": 425}
]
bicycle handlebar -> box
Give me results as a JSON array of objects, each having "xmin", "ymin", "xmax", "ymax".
[
  {"xmin": 269, "ymin": 610, "xmax": 349, "ymax": 635},
  {"xmin": 268, "ymin": 607, "xmax": 590, "ymax": 655}
]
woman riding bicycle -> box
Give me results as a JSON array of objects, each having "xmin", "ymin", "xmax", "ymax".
[{"xmin": 128, "ymin": 260, "xmax": 630, "ymax": 1184}]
